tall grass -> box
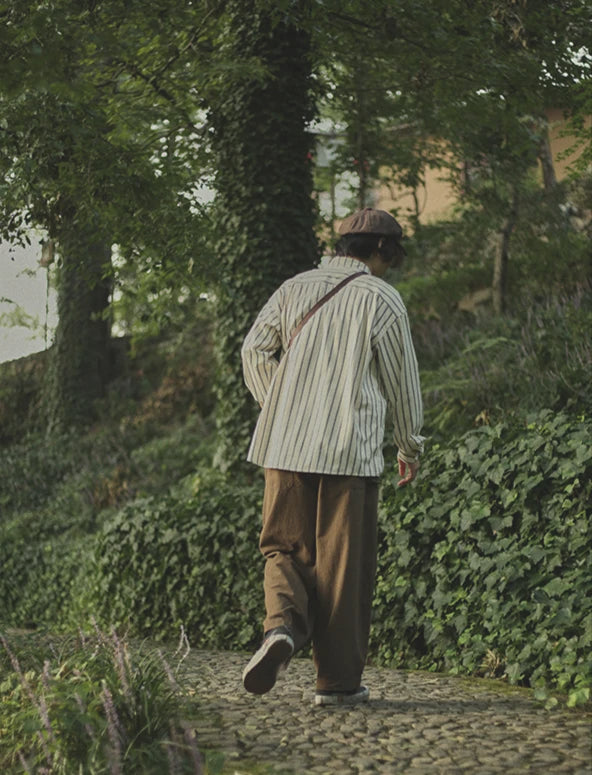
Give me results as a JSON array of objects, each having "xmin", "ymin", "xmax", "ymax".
[
  {"xmin": 0, "ymin": 624, "xmax": 203, "ymax": 774},
  {"xmin": 419, "ymin": 287, "xmax": 592, "ymax": 438}
]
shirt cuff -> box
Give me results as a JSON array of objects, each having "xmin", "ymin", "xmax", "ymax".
[{"xmin": 397, "ymin": 449, "xmax": 420, "ymax": 465}]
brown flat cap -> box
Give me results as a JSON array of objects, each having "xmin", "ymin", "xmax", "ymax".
[{"xmin": 337, "ymin": 207, "xmax": 404, "ymax": 239}]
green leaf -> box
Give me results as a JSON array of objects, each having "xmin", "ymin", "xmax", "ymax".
[
  {"xmin": 543, "ymin": 578, "xmax": 570, "ymax": 598},
  {"xmin": 567, "ymin": 687, "xmax": 590, "ymax": 707}
]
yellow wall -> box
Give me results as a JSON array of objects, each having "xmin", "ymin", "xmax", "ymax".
[
  {"xmin": 375, "ymin": 164, "xmax": 457, "ymax": 227},
  {"xmin": 374, "ymin": 109, "xmax": 590, "ymax": 229},
  {"xmin": 546, "ymin": 107, "xmax": 589, "ymax": 179}
]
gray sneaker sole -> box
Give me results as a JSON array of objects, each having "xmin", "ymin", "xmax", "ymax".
[
  {"xmin": 243, "ymin": 635, "xmax": 294, "ymax": 695},
  {"xmin": 314, "ymin": 686, "xmax": 370, "ymax": 707}
]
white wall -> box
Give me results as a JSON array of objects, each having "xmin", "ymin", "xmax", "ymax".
[{"xmin": 0, "ymin": 235, "xmax": 57, "ymax": 364}]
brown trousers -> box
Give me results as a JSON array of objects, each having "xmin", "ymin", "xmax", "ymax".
[{"xmin": 259, "ymin": 469, "xmax": 379, "ymax": 692}]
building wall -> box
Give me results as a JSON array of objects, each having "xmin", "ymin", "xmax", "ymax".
[
  {"xmin": 374, "ymin": 109, "xmax": 590, "ymax": 229},
  {"xmin": 0, "ymin": 235, "xmax": 57, "ymax": 364},
  {"xmin": 546, "ymin": 107, "xmax": 589, "ymax": 180},
  {"xmin": 375, "ymin": 164, "xmax": 457, "ymax": 227}
]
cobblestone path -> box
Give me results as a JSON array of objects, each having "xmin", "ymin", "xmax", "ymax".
[{"xmin": 181, "ymin": 650, "xmax": 591, "ymax": 775}]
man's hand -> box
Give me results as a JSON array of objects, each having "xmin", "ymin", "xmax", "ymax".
[{"xmin": 397, "ymin": 458, "xmax": 420, "ymax": 487}]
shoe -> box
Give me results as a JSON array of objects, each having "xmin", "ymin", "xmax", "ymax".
[
  {"xmin": 242, "ymin": 627, "xmax": 294, "ymax": 695},
  {"xmin": 314, "ymin": 686, "xmax": 370, "ymax": 707}
]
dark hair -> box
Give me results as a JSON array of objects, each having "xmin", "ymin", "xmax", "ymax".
[{"xmin": 334, "ymin": 233, "xmax": 405, "ymax": 266}]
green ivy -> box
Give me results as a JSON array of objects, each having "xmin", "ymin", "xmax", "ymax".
[
  {"xmin": 0, "ymin": 352, "xmax": 48, "ymax": 444},
  {"xmin": 209, "ymin": 0, "xmax": 320, "ymax": 471},
  {"xmin": 2, "ymin": 410, "xmax": 589, "ymax": 705},
  {"xmin": 371, "ymin": 409, "xmax": 592, "ymax": 705},
  {"xmin": 0, "ymin": 511, "xmax": 92, "ymax": 631},
  {"xmin": 89, "ymin": 470, "xmax": 265, "ymax": 649}
]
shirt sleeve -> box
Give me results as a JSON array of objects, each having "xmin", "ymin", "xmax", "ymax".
[
  {"xmin": 241, "ymin": 288, "xmax": 283, "ymax": 406},
  {"xmin": 374, "ymin": 312, "xmax": 425, "ymax": 463}
]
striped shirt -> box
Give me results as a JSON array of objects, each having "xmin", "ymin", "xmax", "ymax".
[{"xmin": 241, "ymin": 255, "xmax": 424, "ymax": 477}]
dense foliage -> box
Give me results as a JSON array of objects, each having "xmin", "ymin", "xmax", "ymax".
[
  {"xmin": 1, "ymin": 405, "xmax": 589, "ymax": 707},
  {"xmin": 372, "ymin": 411, "xmax": 592, "ymax": 708},
  {"xmin": 397, "ymin": 177, "xmax": 592, "ymax": 440},
  {"xmin": 415, "ymin": 287, "xmax": 592, "ymax": 440},
  {"xmin": 0, "ymin": 0, "xmax": 220, "ymax": 427},
  {"xmin": 0, "ymin": 351, "xmax": 48, "ymax": 445},
  {"xmin": 82, "ymin": 410, "xmax": 591, "ymax": 706},
  {"xmin": 90, "ymin": 471, "xmax": 264, "ymax": 649},
  {"xmin": 0, "ymin": 327, "xmax": 216, "ymax": 630}
]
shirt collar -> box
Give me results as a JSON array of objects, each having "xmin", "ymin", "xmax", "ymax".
[{"xmin": 320, "ymin": 255, "xmax": 371, "ymax": 274}]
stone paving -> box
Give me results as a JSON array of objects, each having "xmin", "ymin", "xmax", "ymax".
[{"xmin": 182, "ymin": 650, "xmax": 592, "ymax": 775}]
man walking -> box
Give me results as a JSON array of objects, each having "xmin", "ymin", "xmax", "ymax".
[{"xmin": 241, "ymin": 207, "xmax": 424, "ymax": 706}]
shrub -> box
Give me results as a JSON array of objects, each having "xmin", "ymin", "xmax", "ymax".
[
  {"xmin": 98, "ymin": 320, "xmax": 215, "ymax": 431},
  {"xmin": 0, "ymin": 519, "xmax": 92, "ymax": 631},
  {"xmin": 0, "ymin": 351, "xmax": 48, "ymax": 444},
  {"xmin": 89, "ymin": 470, "xmax": 265, "ymax": 649},
  {"xmin": 0, "ymin": 427, "xmax": 139, "ymax": 519},
  {"xmin": 0, "ymin": 431, "xmax": 83, "ymax": 516},
  {"xmin": 0, "ymin": 415, "xmax": 217, "ymax": 631},
  {"xmin": 0, "ymin": 429, "xmax": 133, "ymax": 630},
  {"xmin": 0, "ymin": 628, "xmax": 202, "ymax": 774},
  {"xmin": 420, "ymin": 287, "xmax": 592, "ymax": 438},
  {"xmin": 129, "ymin": 414, "xmax": 216, "ymax": 497},
  {"xmin": 371, "ymin": 409, "xmax": 592, "ymax": 706}
]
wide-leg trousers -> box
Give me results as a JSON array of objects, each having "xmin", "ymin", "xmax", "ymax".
[{"xmin": 259, "ymin": 468, "xmax": 379, "ymax": 692}]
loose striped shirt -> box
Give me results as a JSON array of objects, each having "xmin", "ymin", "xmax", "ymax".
[{"xmin": 241, "ymin": 255, "xmax": 425, "ymax": 477}]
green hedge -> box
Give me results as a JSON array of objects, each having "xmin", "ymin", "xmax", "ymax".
[
  {"xmin": 371, "ymin": 410, "xmax": 591, "ymax": 706},
  {"xmin": 0, "ymin": 351, "xmax": 47, "ymax": 444},
  {"xmin": 88, "ymin": 470, "xmax": 265, "ymax": 649},
  {"xmin": 0, "ymin": 517, "xmax": 90, "ymax": 630},
  {"xmin": 2, "ymin": 412, "xmax": 590, "ymax": 705}
]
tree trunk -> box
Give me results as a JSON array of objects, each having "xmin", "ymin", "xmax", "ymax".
[
  {"xmin": 210, "ymin": 0, "xmax": 319, "ymax": 472},
  {"xmin": 353, "ymin": 65, "xmax": 370, "ymax": 209},
  {"xmin": 538, "ymin": 125, "xmax": 557, "ymax": 194},
  {"xmin": 492, "ymin": 190, "xmax": 519, "ymax": 315},
  {"xmin": 45, "ymin": 233, "xmax": 113, "ymax": 431}
]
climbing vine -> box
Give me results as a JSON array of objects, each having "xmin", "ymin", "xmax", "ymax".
[
  {"xmin": 210, "ymin": 0, "xmax": 320, "ymax": 471},
  {"xmin": 372, "ymin": 410, "xmax": 592, "ymax": 706}
]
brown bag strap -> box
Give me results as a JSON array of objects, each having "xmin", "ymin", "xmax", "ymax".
[{"xmin": 287, "ymin": 271, "xmax": 365, "ymax": 349}]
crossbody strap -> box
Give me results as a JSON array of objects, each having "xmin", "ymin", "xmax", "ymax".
[{"xmin": 287, "ymin": 271, "xmax": 365, "ymax": 349}]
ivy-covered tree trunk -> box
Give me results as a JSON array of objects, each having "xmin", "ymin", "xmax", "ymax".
[
  {"xmin": 538, "ymin": 129, "xmax": 558, "ymax": 194},
  {"xmin": 210, "ymin": 1, "xmax": 319, "ymax": 472},
  {"xmin": 45, "ymin": 231, "xmax": 113, "ymax": 432},
  {"xmin": 492, "ymin": 189, "xmax": 519, "ymax": 315}
]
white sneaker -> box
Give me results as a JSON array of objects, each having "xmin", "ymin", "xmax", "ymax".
[
  {"xmin": 242, "ymin": 628, "xmax": 294, "ymax": 695},
  {"xmin": 314, "ymin": 686, "xmax": 370, "ymax": 707}
]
